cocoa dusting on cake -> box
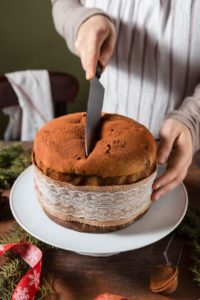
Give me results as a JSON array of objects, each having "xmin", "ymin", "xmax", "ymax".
[{"xmin": 33, "ymin": 113, "xmax": 157, "ymax": 184}]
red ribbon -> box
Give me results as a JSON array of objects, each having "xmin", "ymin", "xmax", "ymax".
[
  {"xmin": 0, "ymin": 242, "xmax": 42, "ymax": 300},
  {"xmin": 0, "ymin": 243, "xmax": 127, "ymax": 300}
]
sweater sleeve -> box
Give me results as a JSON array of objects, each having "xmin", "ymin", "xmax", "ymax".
[
  {"xmin": 166, "ymin": 84, "xmax": 200, "ymax": 153},
  {"xmin": 51, "ymin": 0, "xmax": 110, "ymax": 53}
]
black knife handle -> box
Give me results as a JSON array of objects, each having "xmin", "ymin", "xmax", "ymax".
[{"xmin": 95, "ymin": 61, "xmax": 103, "ymax": 79}]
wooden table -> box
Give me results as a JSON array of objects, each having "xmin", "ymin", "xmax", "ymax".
[{"xmin": 0, "ymin": 142, "xmax": 200, "ymax": 300}]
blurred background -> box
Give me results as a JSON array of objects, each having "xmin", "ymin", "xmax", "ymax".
[{"xmin": 0, "ymin": 0, "xmax": 89, "ymax": 138}]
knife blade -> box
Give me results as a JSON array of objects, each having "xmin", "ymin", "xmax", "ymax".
[{"xmin": 85, "ymin": 62, "xmax": 105, "ymax": 157}]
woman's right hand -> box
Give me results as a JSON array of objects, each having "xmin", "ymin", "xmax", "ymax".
[{"xmin": 75, "ymin": 15, "xmax": 116, "ymax": 80}]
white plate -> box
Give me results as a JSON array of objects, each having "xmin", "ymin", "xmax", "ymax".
[{"xmin": 10, "ymin": 165, "xmax": 188, "ymax": 256}]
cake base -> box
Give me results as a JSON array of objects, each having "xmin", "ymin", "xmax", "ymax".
[
  {"xmin": 37, "ymin": 192, "xmax": 150, "ymax": 233},
  {"xmin": 34, "ymin": 163, "xmax": 156, "ymax": 233},
  {"xmin": 43, "ymin": 206, "xmax": 149, "ymax": 233}
]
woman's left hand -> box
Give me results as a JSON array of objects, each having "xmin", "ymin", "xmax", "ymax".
[{"xmin": 151, "ymin": 118, "xmax": 193, "ymax": 201}]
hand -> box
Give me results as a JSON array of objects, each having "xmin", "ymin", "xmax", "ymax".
[
  {"xmin": 75, "ymin": 15, "xmax": 116, "ymax": 80},
  {"xmin": 152, "ymin": 118, "xmax": 193, "ymax": 201}
]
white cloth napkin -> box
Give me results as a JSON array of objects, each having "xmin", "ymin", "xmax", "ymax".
[{"xmin": 3, "ymin": 70, "xmax": 54, "ymax": 141}]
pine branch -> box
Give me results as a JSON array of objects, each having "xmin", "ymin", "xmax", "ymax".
[
  {"xmin": 0, "ymin": 223, "xmax": 25, "ymax": 245},
  {"xmin": 0, "ymin": 144, "xmax": 55, "ymax": 298},
  {"xmin": 0, "ymin": 144, "xmax": 23, "ymax": 167},
  {"xmin": 36, "ymin": 278, "xmax": 52, "ymax": 300},
  {"xmin": 0, "ymin": 259, "xmax": 53, "ymax": 300},
  {"xmin": 0, "ymin": 223, "xmax": 55, "ymax": 299},
  {"xmin": 0, "ymin": 287, "xmax": 13, "ymax": 300},
  {"xmin": 0, "ymin": 143, "xmax": 32, "ymax": 189},
  {"xmin": 0, "ymin": 258, "xmax": 28, "ymax": 299},
  {"xmin": 191, "ymin": 266, "xmax": 200, "ymax": 285},
  {"xmin": 178, "ymin": 208, "xmax": 200, "ymax": 285},
  {"xmin": 0, "ymin": 223, "xmax": 53, "ymax": 253}
]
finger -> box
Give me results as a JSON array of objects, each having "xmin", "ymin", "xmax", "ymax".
[
  {"xmin": 81, "ymin": 45, "xmax": 100, "ymax": 80},
  {"xmin": 75, "ymin": 41, "xmax": 98, "ymax": 79},
  {"xmin": 158, "ymin": 134, "xmax": 176, "ymax": 164},
  {"xmin": 99, "ymin": 34, "xmax": 115, "ymax": 67},
  {"xmin": 153, "ymin": 146, "xmax": 188, "ymax": 190},
  {"xmin": 158, "ymin": 120, "xmax": 180, "ymax": 164},
  {"xmin": 81, "ymin": 47, "xmax": 100, "ymax": 80},
  {"xmin": 80, "ymin": 32, "xmax": 110, "ymax": 80},
  {"xmin": 151, "ymin": 174, "xmax": 184, "ymax": 201},
  {"xmin": 152, "ymin": 166, "xmax": 177, "ymax": 190}
]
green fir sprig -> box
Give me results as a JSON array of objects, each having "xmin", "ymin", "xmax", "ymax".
[
  {"xmin": 0, "ymin": 258, "xmax": 28, "ymax": 300},
  {"xmin": 36, "ymin": 279, "xmax": 53, "ymax": 300},
  {"xmin": 178, "ymin": 208, "xmax": 200, "ymax": 285},
  {"xmin": 0, "ymin": 143, "xmax": 32, "ymax": 189},
  {"xmin": 0, "ymin": 223, "xmax": 25, "ymax": 245},
  {"xmin": 0, "ymin": 143, "xmax": 54, "ymax": 299},
  {"xmin": 0, "ymin": 223, "xmax": 54, "ymax": 300}
]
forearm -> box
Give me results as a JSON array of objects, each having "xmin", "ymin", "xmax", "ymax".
[
  {"xmin": 166, "ymin": 84, "xmax": 200, "ymax": 153},
  {"xmin": 51, "ymin": 0, "xmax": 109, "ymax": 53}
]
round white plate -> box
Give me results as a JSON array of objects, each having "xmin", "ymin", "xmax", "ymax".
[{"xmin": 10, "ymin": 165, "xmax": 188, "ymax": 256}]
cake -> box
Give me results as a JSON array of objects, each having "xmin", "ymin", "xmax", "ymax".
[{"xmin": 33, "ymin": 113, "xmax": 157, "ymax": 232}]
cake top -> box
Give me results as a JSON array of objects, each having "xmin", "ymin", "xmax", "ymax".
[{"xmin": 33, "ymin": 113, "xmax": 157, "ymax": 177}]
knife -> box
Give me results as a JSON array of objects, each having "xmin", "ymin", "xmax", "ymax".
[{"xmin": 85, "ymin": 62, "xmax": 105, "ymax": 157}]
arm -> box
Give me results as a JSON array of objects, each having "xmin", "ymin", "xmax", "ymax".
[
  {"xmin": 51, "ymin": 0, "xmax": 116, "ymax": 79},
  {"xmin": 167, "ymin": 84, "xmax": 200, "ymax": 153},
  {"xmin": 51, "ymin": 0, "xmax": 110, "ymax": 53},
  {"xmin": 152, "ymin": 85, "xmax": 200, "ymax": 201}
]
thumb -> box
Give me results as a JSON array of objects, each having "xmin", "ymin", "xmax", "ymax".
[
  {"xmin": 81, "ymin": 33, "xmax": 109, "ymax": 80},
  {"xmin": 158, "ymin": 129, "xmax": 176, "ymax": 165},
  {"xmin": 99, "ymin": 30, "xmax": 116, "ymax": 67},
  {"xmin": 82, "ymin": 45, "xmax": 100, "ymax": 80}
]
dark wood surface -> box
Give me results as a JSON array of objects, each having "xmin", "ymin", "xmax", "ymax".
[{"xmin": 0, "ymin": 142, "xmax": 200, "ymax": 300}]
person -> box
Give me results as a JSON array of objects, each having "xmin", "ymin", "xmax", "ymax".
[{"xmin": 51, "ymin": 0, "xmax": 200, "ymax": 200}]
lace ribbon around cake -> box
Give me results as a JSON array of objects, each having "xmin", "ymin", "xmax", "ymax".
[{"xmin": 33, "ymin": 165, "xmax": 157, "ymax": 227}]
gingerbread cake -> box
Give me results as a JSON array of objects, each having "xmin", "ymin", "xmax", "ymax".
[{"xmin": 33, "ymin": 113, "xmax": 157, "ymax": 232}]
